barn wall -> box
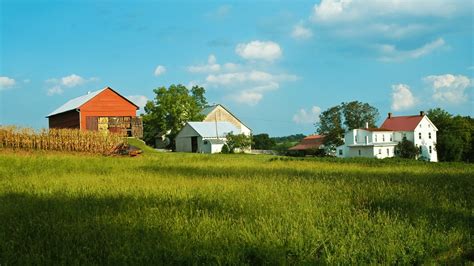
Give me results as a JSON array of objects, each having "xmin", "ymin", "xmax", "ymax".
[
  {"xmin": 203, "ymin": 106, "xmax": 251, "ymax": 136},
  {"xmin": 48, "ymin": 110, "xmax": 80, "ymax": 129},
  {"xmin": 79, "ymin": 88, "xmax": 137, "ymax": 129}
]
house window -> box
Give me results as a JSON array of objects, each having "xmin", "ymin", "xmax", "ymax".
[
  {"xmin": 390, "ymin": 135, "xmax": 393, "ymax": 141},
  {"xmin": 419, "ymin": 146, "xmax": 422, "ymax": 154},
  {"xmin": 375, "ymin": 135, "xmax": 378, "ymax": 142},
  {"xmin": 358, "ymin": 150, "xmax": 361, "ymax": 156},
  {"xmin": 429, "ymin": 146, "xmax": 432, "ymax": 154},
  {"xmin": 378, "ymin": 149, "xmax": 381, "ymax": 154},
  {"xmin": 339, "ymin": 150, "xmax": 343, "ymax": 156},
  {"xmin": 403, "ymin": 133, "xmax": 407, "ymax": 139},
  {"xmin": 387, "ymin": 148, "xmax": 390, "ymax": 156},
  {"xmin": 429, "ymin": 132, "xmax": 431, "ymax": 139},
  {"xmin": 419, "ymin": 132, "xmax": 422, "ymax": 139},
  {"xmin": 382, "ymin": 135, "xmax": 385, "ymax": 142}
]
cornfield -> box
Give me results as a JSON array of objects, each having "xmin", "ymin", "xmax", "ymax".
[{"xmin": 0, "ymin": 126, "xmax": 126, "ymax": 155}]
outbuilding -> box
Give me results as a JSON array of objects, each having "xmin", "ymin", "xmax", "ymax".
[
  {"xmin": 46, "ymin": 87, "xmax": 142, "ymax": 137},
  {"xmin": 175, "ymin": 121, "xmax": 240, "ymax": 153}
]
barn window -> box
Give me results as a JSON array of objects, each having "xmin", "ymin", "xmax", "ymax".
[
  {"xmin": 203, "ymin": 140, "xmax": 209, "ymax": 145},
  {"xmin": 428, "ymin": 132, "xmax": 431, "ymax": 139}
]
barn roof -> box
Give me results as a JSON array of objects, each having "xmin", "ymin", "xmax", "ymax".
[
  {"xmin": 47, "ymin": 87, "xmax": 138, "ymax": 117},
  {"xmin": 187, "ymin": 121, "xmax": 240, "ymax": 138},
  {"xmin": 380, "ymin": 115, "xmax": 425, "ymax": 131},
  {"xmin": 289, "ymin": 135, "xmax": 325, "ymax": 151}
]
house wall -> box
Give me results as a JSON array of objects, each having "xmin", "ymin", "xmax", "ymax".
[
  {"xmin": 373, "ymin": 145, "xmax": 396, "ymax": 159},
  {"xmin": 203, "ymin": 105, "xmax": 251, "ymax": 136},
  {"xmin": 79, "ymin": 88, "xmax": 137, "ymax": 130},
  {"xmin": 347, "ymin": 146, "xmax": 374, "ymax": 158},
  {"xmin": 48, "ymin": 110, "xmax": 80, "ymax": 129},
  {"xmin": 413, "ymin": 116, "xmax": 438, "ymax": 162}
]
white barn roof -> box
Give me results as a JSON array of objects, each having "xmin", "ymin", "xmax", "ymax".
[
  {"xmin": 187, "ymin": 121, "xmax": 240, "ymax": 138},
  {"xmin": 47, "ymin": 88, "xmax": 106, "ymax": 117}
]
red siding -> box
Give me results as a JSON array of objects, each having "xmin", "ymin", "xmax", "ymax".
[
  {"xmin": 49, "ymin": 110, "xmax": 80, "ymax": 129},
  {"xmin": 79, "ymin": 88, "xmax": 137, "ymax": 130}
]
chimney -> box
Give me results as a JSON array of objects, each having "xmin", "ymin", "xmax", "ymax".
[
  {"xmin": 388, "ymin": 112, "xmax": 392, "ymax": 119},
  {"xmin": 365, "ymin": 122, "xmax": 369, "ymax": 129},
  {"xmin": 420, "ymin": 111, "xmax": 425, "ymax": 116}
]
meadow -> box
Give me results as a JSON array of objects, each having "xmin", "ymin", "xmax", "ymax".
[{"xmin": 0, "ymin": 142, "xmax": 473, "ymax": 264}]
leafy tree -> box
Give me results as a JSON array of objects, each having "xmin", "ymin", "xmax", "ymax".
[
  {"xmin": 142, "ymin": 84, "xmax": 207, "ymax": 150},
  {"xmin": 316, "ymin": 105, "xmax": 344, "ymax": 148},
  {"xmin": 342, "ymin": 101, "xmax": 379, "ymax": 129},
  {"xmin": 222, "ymin": 133, "xmax": 252, "ymax": 153},
  {"xmin": 396, "ymin": 137, "xmax": 419, "ymax": 159},
  {"xmin": 252, "ymin": 133, "xmax": 276, "ymax": 150}
]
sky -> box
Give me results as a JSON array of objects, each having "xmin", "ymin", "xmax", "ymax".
[{"xmin": 1, "ymin": 0, "xmax": 473, "ymax": 136}]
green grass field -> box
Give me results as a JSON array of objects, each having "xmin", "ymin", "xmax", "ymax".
[{"xmin": 0, "ymin": 145, "xmax": 473, "ymax": 264}]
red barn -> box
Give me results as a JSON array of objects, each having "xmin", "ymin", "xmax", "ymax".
[{"xmin": 46, "ymin": 87, "xmax": 142, "ymax": 137}]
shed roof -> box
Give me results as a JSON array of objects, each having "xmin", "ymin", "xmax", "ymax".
[
  {"xmin": 46, "ymin": 87, "xmax": 138, "ymax": 117},
  {"xmin": 289, "ymin": 135, "xmax": 325, "ymax": 151},
  {"xmin": 187, "ymin": 121, "xmax": 240, "ymax": 138},
  {"xmin": 380, "ymin": 115, "xmax": 425, "ymax": 131}
]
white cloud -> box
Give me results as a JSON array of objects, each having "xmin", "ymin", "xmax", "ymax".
[
  {"xmin": 0, "ymin": 76, "xmax": 16, "ymax": 90},
  {"xmin": 127, "ymin": 95, "xmax": 149, "ymax": 108},
  {"xmin": 291, "ymin": 22, "xmax": 313, "ymax": 40},
  {"xmin": 45, "ymin": 74, "xmax": 97, "ymax": 96},
  {"xmin": 424, "ymin": 74, "xmax": 471, "ymax": 104},
  {"xmin": 47, "ymin": 85, "xmax": 63, "ymax": 96},
  {"xmin": 293, "ymin": 106, "xmax": 322, "ymax": 124},
  {"xmin": 187, "ymin": 54, "xmax": 221, "ymax": 73},
  {"xmin": 154, "ymin": 65, "xmax": 166, "ymax": 76},
  {"xmin": 377, "ymin": 38, "xmax": 445, "ymax": 62},
  {"xmin": 311, "ymin": 0, "xmax": 470, "ymax": 23},
  {"xmin": 235, "ymin": 41, "xmax": 282, "ymax": 61},
  {"xmin": 391, "ymin": 84, "xmax": 417, "ymax": 111},
  {"xmin": 233, "ymin": 91, "xmax": 263, "ymax": 106}
]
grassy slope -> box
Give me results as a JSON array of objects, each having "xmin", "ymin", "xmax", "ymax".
[{"xmin": 0, "ymin": 149, "xmax": 473, "ymax": 264}]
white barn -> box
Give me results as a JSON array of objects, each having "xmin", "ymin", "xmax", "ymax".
[
  {"xmin": 175, "ymin": 122, "xmax": 240, "ymax": 153},
  {"xmin": 336, "ymin": 112, "xmax": 438, "ymax": 162},
  {"xmin": 200, "ymin": 104, "xmax": 251, "ymax": 136}
]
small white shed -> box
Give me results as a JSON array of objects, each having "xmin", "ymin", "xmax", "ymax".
[{"xmin": 175, "ymin": 121, "xmax": 240, "ymax": 153}]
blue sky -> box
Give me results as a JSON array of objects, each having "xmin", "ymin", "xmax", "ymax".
[{"xmin": 1, "ymin": 0, "xmax": 473, "ymax": 136}]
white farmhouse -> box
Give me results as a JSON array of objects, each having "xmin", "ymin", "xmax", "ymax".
[
  {"xmin": 336, "ymin": 111, "xmax": 438, "ymax": 162},
  {"xmin": 175, "ymin": 122, "xmax": 240, "ymax": 153}
]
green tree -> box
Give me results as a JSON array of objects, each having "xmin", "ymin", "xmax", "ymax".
[
  {"xmin": 396, "ymin": 137, "xmax": 419, "ymax": 159},
  {"xmin": 316, "ymin": 105, "xmax": 344, "ymax": 149},
  {"xmin": 223, "ymin": 133, "xmax": 252, "ymax": 153},
  {"xmin": 342, "ymin": 101, "xmax": 379, "ymax": 129},
  {"xmin": 142, "ymin": 84, "xmax": 207, "ymax": 150},
  {"xmin": 252, "ymin": 133, "xmax": 276, "ymax": 150}
]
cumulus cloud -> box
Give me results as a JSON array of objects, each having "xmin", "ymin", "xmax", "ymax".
[
  {"xmin": 311, "ymin": 0, "xmax": 470, "ymax": 23},
  {"xmin": 291, "ymin": 22, "xmax": 313, "ymax": 40},
  {"xmin": 235, "ymin": 41, "xmax": 282, "ymax": 62},
  {"xmin": 187, "ymin": 54, "xmax": 221, "ymax": 73},
  {"xmin": 127, "ymin": 95, "xmax": 149, "ymax": 108},
  {"xmin": 293, "ymin": 106, "xmax": 322, "ymax": 124},
  {"xmin": 377, "ymin": 38, "xmax": 445, "ymax": 62},
  {"xmin": 154, "ymin": 65, "xmax": 166, "ymax": 76},
  {"xmin": 391, "ymin": 84, "xmax": 417, "ymax": 111},
  {"xmin": 46, "ymin": 74, "xmax": 97, "ymax": 96},
  {"xmin": 424, "ymin": 74, "xmax": 471, "ymax": 104},
  {"xmin": 232, "ymin": 91, "xmax": 263, "ymax": 106},
  {"xmin": 0, "ymin": 76, "xmax": 16, "ymax": 90}
]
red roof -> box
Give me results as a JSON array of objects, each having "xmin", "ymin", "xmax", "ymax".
[
  {"xmin": 380, "ymin": 115, "xmax": 424, "ymax": 131},
  {"xmin": 361, "ymin": 128, "xmax": 393, "ymax": 132},
  {"xmin": 289, "ymin": 135, "xmax": 325, "ymax": 151}
]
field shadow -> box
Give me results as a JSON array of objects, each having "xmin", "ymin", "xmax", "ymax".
[{"xmin": 0, "ymin": 192, "xmax": 288, "ymax": 264}]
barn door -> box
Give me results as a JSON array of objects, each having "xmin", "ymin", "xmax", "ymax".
[{"xmin": 191, "ymin": 137, "xmax": 198, "ymax": 153}]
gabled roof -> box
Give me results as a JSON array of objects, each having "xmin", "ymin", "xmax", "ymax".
[
  {"xmin": 200, "ymin": 104, "xmax": 251, "ymax": 130},
  {"xmin": 187, "ymin": 121, "xmax": 240, "ymax": 138},
  {"xmin": 47, "ymin": 87, "xmax": 139, "ymax": 117},
  {"xmin": 380, "ymin": 115, "xmax": 425, "ymax": 131},
  {"xmin": 289, "ymin": 135, "xmax": 325, "ymax": 151}
]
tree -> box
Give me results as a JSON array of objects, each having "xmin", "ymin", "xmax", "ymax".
[
  {"xmin": 316, "ymin": 101, "xmax": 379, "ymax": 151},
  {"xmin": 142, "ymin": 84, "xmax": 207, "ymax": 150},
  {"xmin": 396, "ymin": 137, "xmax": 419, "ymax": 159},
  {"xmin": 222, "ymin": 133, "xmax": 252, "ymax": 153},
  {"xmin": 252, "ymin": 133, "xmax": 276, "ymax": 150},
  {"xmin": 342, "ymin": 101, "xmax": 379, "ymax": 129}
]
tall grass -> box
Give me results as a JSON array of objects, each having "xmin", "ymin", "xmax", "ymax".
[
  {"xmin": 0, "ymin": 126, "xmax": 125, "ymax": 154},
  {"xmin": 0, "ymin": 150, "xmax": 472, "ymax": 264}
]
